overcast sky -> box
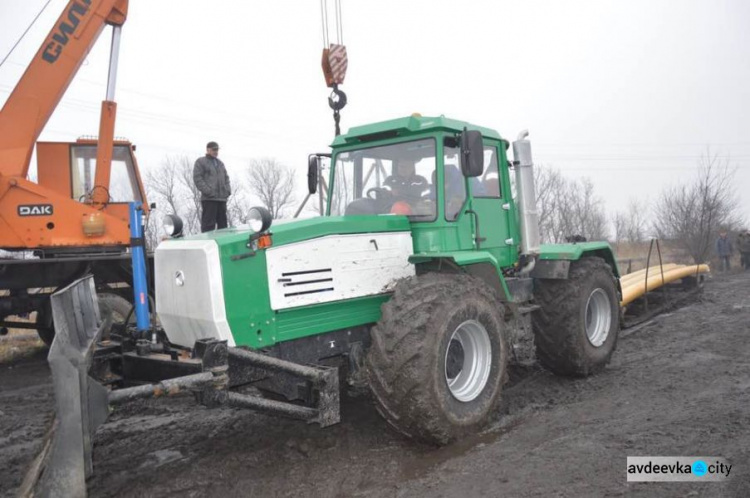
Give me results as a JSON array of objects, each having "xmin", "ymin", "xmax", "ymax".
[{"xmin": 1, "ymin": 0, "xmax": 749, "ymax": 227}]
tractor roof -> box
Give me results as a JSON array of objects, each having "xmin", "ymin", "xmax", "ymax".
[{"xmin": 331, "ymin": 115, "xmax": 502, "ymax": 147}]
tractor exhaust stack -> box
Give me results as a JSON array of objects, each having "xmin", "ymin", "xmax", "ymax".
[{"xmin": 512, "ymin": 130, "xmax": 541, "ymax": 257}]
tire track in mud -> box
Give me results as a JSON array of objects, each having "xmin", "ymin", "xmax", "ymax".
[{"xmin": 0, "ymin": 350, "xmax": 53, "ymax": 498}]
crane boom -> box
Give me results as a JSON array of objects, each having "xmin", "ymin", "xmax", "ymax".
[{"xmin": 0, "ymin": 0, "xmax": 128, "ymax": 178}]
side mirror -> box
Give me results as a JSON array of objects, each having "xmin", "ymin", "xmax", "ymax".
[
  {"xmin": 460, "ymin": 128, "xmax": 483, "ymax": 177},
  {"xmin": 308, "ymin": 155, "xmax": 319, "ymax": 194}
]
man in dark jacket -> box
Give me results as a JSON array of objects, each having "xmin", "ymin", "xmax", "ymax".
[
  {"xmin": 716, "ymin": 230, "xmax": 733, "ymax": 272},
  {"xmin": 193, "ymin": 141, "xmax": 231, "ymax": 232}
]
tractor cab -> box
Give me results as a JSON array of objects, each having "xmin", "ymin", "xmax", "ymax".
[{"xmin": 321, "ymin": 115, "xmax": 521, "ymax": 268}]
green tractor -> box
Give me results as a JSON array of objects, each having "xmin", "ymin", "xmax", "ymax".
[
  {"xmin": 153, "ymin": 114, "xmax": 620, "ymax": 442},
  {"xmin": 39, "ymin": 115, "xmax": 621, "ymax": 494}
]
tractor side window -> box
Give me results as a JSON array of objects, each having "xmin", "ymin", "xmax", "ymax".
[
  {"xmin": 474, "ymin": 146, "xmax": 501, "ymax": 198},
  {"xmin": 444, "ymin": 146, "xmax": 466, "ymax": 221},
  {"xmin": 329, "ymin": 153, "xmax": 356, "ymax": 216}
]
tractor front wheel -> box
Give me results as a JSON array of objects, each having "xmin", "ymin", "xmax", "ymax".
[
  {"xmin": 366, "ymin": 273, "xmax": 508, "ymax": 445},
  {"xmin": 532, "ymin": 257, "xmax": 620, "ymax": 377}
]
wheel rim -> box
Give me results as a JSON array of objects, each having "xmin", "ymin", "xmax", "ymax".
[
  {"xmin": 585, "ymin": 288, "xmax": 611, "ymax": 347},
  {"xmin": 444, "ymin": 320, "xmax": 492, "ymax": 402}
]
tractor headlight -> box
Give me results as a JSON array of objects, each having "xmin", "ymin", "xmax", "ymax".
[
  {"xmin": 248, "ymin": 206, "xmax": 272, "ymax": 234},
  {"xmin": 163, "ymin": 214, "xmax": 184, "ymax": 237}
]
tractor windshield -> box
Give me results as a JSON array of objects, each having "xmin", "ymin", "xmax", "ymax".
[{"xmin": 329, "ymin": 139, "xmax": 436, "ymax": 221}]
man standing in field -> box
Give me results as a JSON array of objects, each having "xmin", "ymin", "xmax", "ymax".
[
  {"xmin": 716, "ymin": 230, "xmax": 733, "ymax": 272},
  {"xmin": 737, "ymin": 229, "xmax": 750, "ymax": 271}
]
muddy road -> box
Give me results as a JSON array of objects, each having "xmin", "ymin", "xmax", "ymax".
[{"xmin": 2, "ymin": 272, "xmax": 749, "ymax": 497}]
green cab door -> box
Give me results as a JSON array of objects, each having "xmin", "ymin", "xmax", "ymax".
[
  {"xmin": 466, "ymin": 145, "xmax": 517, "ymax": 268},
  {"xmin": 442, "ymin": 142, "xmax": 516, "ymax": 267}
]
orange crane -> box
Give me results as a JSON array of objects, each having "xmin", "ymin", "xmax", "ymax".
[{"xmin": 0, "ymin": 0, "xmax": 149, "ymax": 342}]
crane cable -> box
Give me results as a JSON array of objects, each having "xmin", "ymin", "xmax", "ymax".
[
  {"xmin": 320, "ymin": 0, "xmax": 347, "ymax": 137},
  {"xmin": 335, "ymin": 0, "xmax": 343, "ymax": 45},
  {"xmin": 320, "ymin": 0, "xmax": 330, "ymax": 48}
]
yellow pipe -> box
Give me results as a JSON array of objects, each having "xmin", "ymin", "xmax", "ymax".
[
  {"xmin": 620, "ymin": 264, "xmax": 680, "ymax": 284},
  {"xmin": 620, "ymin": 264, "xmax": 710, "ymax": 306}
]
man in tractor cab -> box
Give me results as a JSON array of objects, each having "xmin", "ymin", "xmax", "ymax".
[
  {"xmin": 384, "ymin": 159, "xmax": 429, "ymax": 204},
  {"xmin": 444, "ymin": 163, "xmax": 466, "ymax": 220}
]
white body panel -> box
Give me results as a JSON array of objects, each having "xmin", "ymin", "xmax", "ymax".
[
  {"xmin": 266, "ymin": 232, "xmax": 415, "ymax": 310},
  {"xmin": 155, "ymin": 239, "xmax": 235, "ymax": 347}
]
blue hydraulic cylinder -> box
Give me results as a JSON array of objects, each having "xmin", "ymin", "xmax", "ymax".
[{"xmin": 128, "ymin": 202, "xmax": 151, "ymax": 333}]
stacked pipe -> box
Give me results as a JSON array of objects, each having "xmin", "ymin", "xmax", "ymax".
[{"xmin": 620, "ymin": 264, "xmax": 710, "ymax": 306}]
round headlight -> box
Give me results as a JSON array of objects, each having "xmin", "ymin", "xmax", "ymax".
[
  {"xmin": 248, "ymin": 206, "xmax": 272, "ymax": 234},
  {"xmin": 163, "ymin": 214, "xmax": 183, "ymax": 237}
]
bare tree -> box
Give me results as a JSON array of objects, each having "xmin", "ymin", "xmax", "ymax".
[
  {"xmin": 534, "ymin": 165, "xmax": 608, "ymax": 243},
  {"xmin": 247, "ymin": 158, "xmax": 296, "ymax": 219},
  {"xmin": 625, "ymin": 198, "xmax": 648, "ymax": 243},
  {"xmin": 226, "ymin": 182, "xmax": 251, "ymax": 226},
  {"xmin": 611, "ymin": 211, "xmax": 628, "ymax": 249},
  {"xmin": 652, "ymin": 149, "xmax": 744, "ymax": 263},
  {"xmin": 534, "ymin": 164, "xmax": 563, "ymax": 242},
  {"xmin": 176, "ymin": 158, "xmax": 203, "ymax": 234},
  {"xmin": 611, "ymin": 197, "xmax": 649, "ymax": 251},
  {"xmin": 143, "ymin": 156, "xmax": 193, "ymax": 248},
  {"xmin": 142, "ymin": 155, "xmax": 203, "ymax": 245},
  {"xmin": 145, "ymin": 156, "xmax": 183, "ymax": 215},
  {"xmin": 567, "ymin": 178, "xmax": 609, "ymax": 241}
]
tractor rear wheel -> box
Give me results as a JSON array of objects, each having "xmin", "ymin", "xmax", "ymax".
[
  {"xmin": 366, "ymin": 273, "xmax": 508, "ymax": 445},
  {"xmin": 532, "ymin": 257, "xmax": 620, "ymax": 377}
]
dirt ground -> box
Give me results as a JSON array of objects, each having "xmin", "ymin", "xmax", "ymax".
[{"xmin": 1, "ymin": 271, "xmax": 749, "ymax": 498}]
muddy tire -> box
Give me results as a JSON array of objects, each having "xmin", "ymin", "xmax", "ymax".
[
  {"xmin": 35, "ymin": 300, "xmax": 55, "ymax": 347},
  {"xmin": 366, "ymin": 273, "xmax": 508, "ymax": 445},
  {"xmin": 36, "ymin": 292, "xmax": 134, "ymax": 347},
  {"xmin": 97, "ymin": 292, "xmax": 135, "ymax": 325},
  {"xmin": 532, "ymin": 257, "xmax": 620, "ymax": 377}
]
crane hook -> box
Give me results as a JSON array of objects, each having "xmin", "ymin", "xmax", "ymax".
[{"xmin": 328, "ymin": 84, "xmax": 347, "ymax": 111}]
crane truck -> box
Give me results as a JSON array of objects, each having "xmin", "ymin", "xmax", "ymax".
[{"xmin": 0, "ymin": 0, "xmax": 149, "ymax": 344}]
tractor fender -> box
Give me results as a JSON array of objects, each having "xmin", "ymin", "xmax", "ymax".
[
  {"xmin": 408, "ymin": 252, "xmax": 511, "ymax": 301},
  {"xmin": 533, "ymin": 242, "xmax": 622, "ymax": 294}
]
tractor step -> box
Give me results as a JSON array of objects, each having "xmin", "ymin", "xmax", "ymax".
[{"xmin": 518, "ymin": 304, "xmax": 541, "ymax": 314}]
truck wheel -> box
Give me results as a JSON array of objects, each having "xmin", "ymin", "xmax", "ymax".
[
  {"xmin": 366, "ymin": 273, "xmax": 508, "ymax": 445},
  {"xmin": 35, "ymin": 292, "xmax": 134, "ymax": 347},
  {"xmin": 35, "ymin": 301, "xmax": 55, "ymax": 347},
  {"xmin": 97, "ymin": 292, "xmax": 135, "ymax": 326},
  {"xmin": 532, "ymin": 257, "xmax": 620, "ymax": 377}
]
